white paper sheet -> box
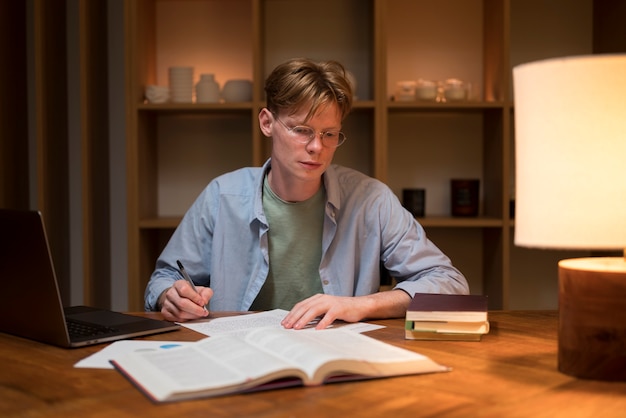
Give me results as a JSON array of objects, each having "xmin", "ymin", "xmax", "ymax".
[
  {"xmin": 74, "ymin": 340, "xmax": 193, "ymax": 369},
  {"xmin": 180, "ymin": 309, "xmax": 385, "ymax": 337},
  {"xmin": 75, "ymin": 310, "xmax": 384, "ymax": 369}
]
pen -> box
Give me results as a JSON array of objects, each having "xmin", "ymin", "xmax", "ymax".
[{"xmin": 176, "ymin": 260, "xmax": 209, "ymax": 311}]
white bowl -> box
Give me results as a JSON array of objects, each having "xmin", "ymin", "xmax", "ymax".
[
  {"xmin": 443, "ymin": 78, "xmax": 467, "ymax": 101},
  {"xmin": 222, "ymin": 79, "xmax": 253, "ymax": 102},
  {"xmin": 145, "ymin": 85, "xmax": 170, "ymax": 104},
  {"xmin": 416, "ymin": 79, "xmax": 438, "ymax": 101},
  {"xmin": 395, "ymin": 80, "xmax": 416, "ymax": 101}
]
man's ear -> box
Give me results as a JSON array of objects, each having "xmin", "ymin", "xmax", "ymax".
[{"xmin": 258, "ymin": 108, "xmax": 273, "ymax": 137}]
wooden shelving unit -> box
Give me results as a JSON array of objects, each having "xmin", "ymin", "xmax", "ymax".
[{"xmin": 124, "ymin": 0, "xmax": 622, "ymax": 310}]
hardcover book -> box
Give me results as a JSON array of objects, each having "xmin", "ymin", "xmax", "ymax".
[{"xmin": 405, "ymin": 293, "xmax": 489, "ymax": 341}]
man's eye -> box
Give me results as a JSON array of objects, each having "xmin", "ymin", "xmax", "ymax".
[
  {"xmin": 293, "ymin": 126, "xmax": 313, "ymax": 136},
  {"xmin": 324, "ymin": 131, "xmax": 338, "ymax": 139}
]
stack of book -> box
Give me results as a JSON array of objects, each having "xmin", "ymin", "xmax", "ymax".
[{"xmin": 405, "ymin": 293, "xmax": 490, "ymax": 341}]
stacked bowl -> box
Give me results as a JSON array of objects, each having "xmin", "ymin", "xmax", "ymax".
[{"xmin": 169, "ymin": 66, "xmax": 194, "ymax": 103}]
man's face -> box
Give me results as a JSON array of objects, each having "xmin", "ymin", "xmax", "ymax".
[{"xmin": 266, "ymin": 103, "xmax": 342, "ymax": 189}]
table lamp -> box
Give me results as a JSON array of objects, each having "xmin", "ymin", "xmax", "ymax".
[{"xmin": 513, "ymin": 54, "xmax": 626, "ymax": 381}]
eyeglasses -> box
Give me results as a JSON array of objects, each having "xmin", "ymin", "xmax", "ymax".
[{"xmin": 273, "ymin": 114, "xmax": 347, "ymax": 148}]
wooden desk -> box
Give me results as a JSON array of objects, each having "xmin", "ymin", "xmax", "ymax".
[{"xmin": 1, "ymin": 311, "xmax": 625, "ymax": 417}]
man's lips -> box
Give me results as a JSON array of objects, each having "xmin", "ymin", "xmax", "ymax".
[{"xmin": 300, "ymin": 161, "xmax": 322, "ymax": 169}]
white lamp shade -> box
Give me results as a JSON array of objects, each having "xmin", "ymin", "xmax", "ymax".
[{"xmin": 513, "ymin": 54, "xmax": 626, "ymax": 249}]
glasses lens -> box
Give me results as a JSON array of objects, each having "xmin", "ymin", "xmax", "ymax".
[
  {"xmin": 290, "ymin": 126, "xmax": 315, "ymax": 143},
  {"xmin": 275, "ymin": 115, "xmax": 346, "ymax": 148},
  {"xmin": 321, "ymin": 131, "xmax": 346, "ymax": 147}
]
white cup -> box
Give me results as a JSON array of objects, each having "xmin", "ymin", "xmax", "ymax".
[{"xmin": 169, "ymin": 67, "xmax": 194, "ymax": 103}]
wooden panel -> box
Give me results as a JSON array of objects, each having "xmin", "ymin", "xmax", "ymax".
[
  {"xmin": 80, "ymin": 0, "xmax": 111, "ymax": 307},
  {"xmin": 593, "ymin": 1, "xmax": 626, "ymax": 53},
  {"xmin": 0, "ymin": 1, "xmax": 29, "ymax": 209},
  {"xmin": 483, "ymin": 0, "xmax": 509, "ymax": 101},
  {"xmin": 33, "ymin": 0, "xmax": 71, "ymax": 302},
  {"xmin": 126, "ymin": 0, "xmax": 157, "ymax": 310}
]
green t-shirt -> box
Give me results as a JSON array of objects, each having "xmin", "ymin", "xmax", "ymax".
[{"xmin": 250, "ymin": 175, "xmax": 325, "ymax": 311}]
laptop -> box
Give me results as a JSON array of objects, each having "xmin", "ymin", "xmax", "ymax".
[{"xmin": 0, "ymin": 209, "xmax": 179, "ymax": 348}]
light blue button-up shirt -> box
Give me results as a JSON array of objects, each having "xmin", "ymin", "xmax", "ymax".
[{"xmin": 145, "ymin": 159, "xmax": 469, "ymax": 311}]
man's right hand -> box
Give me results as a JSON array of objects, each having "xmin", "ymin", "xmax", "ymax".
[{"xmin": 158, "ymin": 281, "xmax": 213, "ymax": 322}]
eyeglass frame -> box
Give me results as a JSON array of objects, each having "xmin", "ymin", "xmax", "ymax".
[{"xmin": 271, "ymin": 112, "xmax": 347, "ymax": 148}]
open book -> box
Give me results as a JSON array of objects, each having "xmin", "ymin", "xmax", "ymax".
[{"xmin": 111, "ymin": 326, "xmax": 448, "ymax": 402}]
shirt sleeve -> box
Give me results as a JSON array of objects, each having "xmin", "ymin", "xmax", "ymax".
[
  {"xmin": 377, "ymin": 186, "xmax": 469, "ymax": 296},
  {"xmin": 144, "ymin": 186, "xmax": 215, "ymax": 311}
]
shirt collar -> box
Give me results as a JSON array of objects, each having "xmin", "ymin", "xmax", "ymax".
[
  {"xmin": 322, "ymin": 164, "xmax": 341, "ymax": 213},
  {"xmin": 254, "ymin": 159, "xmax": 341, "ymax": 220}
]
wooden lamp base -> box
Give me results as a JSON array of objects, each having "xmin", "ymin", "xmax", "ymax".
[{"xmin": 558, "ymin": 258, "xmax": 626, "ymax": 381}]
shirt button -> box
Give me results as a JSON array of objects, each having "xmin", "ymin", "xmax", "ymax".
[{"xmin": 323, "ymin": 280, "xmax": 330, "ymax": 285}]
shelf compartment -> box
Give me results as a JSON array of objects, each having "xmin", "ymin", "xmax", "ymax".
[
  {"xmin": 262, "ymin": 0, "xmax": 375, "ymax": 101},
  {"xmin": 385, "ymin": 0, "xmax": 487, "ymax": 102},
  {"xmin": 386, "ymin": 110, "xmax": 504, "ymax": 217}
]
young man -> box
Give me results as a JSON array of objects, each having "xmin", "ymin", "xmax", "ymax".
[{"xmin": 145, "ymin": 58, "xmax": 468, "ymax": 329}]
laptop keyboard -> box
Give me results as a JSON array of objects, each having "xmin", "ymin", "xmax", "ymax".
[{"xmin": 66, "ymin": 318, "xmax": 119, "ymax": 338}]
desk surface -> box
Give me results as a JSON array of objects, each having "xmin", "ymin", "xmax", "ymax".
[{"xmin": 1, "ymin": 311, "xmax": 626, "ymax": 417}]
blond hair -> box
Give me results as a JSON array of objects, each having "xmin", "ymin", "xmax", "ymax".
[{"xmin": 264, "ymin": 58, "xmax": 353, "ymax": 122}]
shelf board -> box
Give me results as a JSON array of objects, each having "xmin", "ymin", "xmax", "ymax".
[
  {"xmin": 352, "ymin": 100, "xmax": 376, "ymax": 109},
  {"xmin": 138, "ymin": 99, "xmax": 376, "ymax": 112},
  {"xmin": 419, "ymin": 216, "xmax": 504, "ymax": 228},
  {"xmin": 387, "ymin": 101, "xmax": 505, "ymax": 111},
  {"xmin": 137, "ymin": 100, "xmax": 375, "ymax": 112},
  {"xmin": 139, "ymin": 217, "xmax": 182, "ymax": 229},
  {"xmin": 138, "ymin": 102, "xmax": 254, "ymax": 112}
]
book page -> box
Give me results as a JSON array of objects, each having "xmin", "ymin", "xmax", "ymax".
[
  {"xmin": 181, "ymin": 309, "xmax": 289, "ymax": 337},
  {"xmin": 114, "ymin": 334, "xmax": 303, "ymax": 400},
  {"xmin": 409, "ymin": 320, "xmax": 490, "ymax": 333},
  {"xmin": 244, "ymin": 328, "xmax": 345, "ymax": 381},
  {"xmin": 193, "ymin": 334, "xmax": 302, "ymax": 383},
  {"xmin": 243, "ymin": 326, "xmax": 440, "ymax": 384},
  {"xmin": 180, "ymin": 309, "xmax": 385, "ymax": 337}
]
